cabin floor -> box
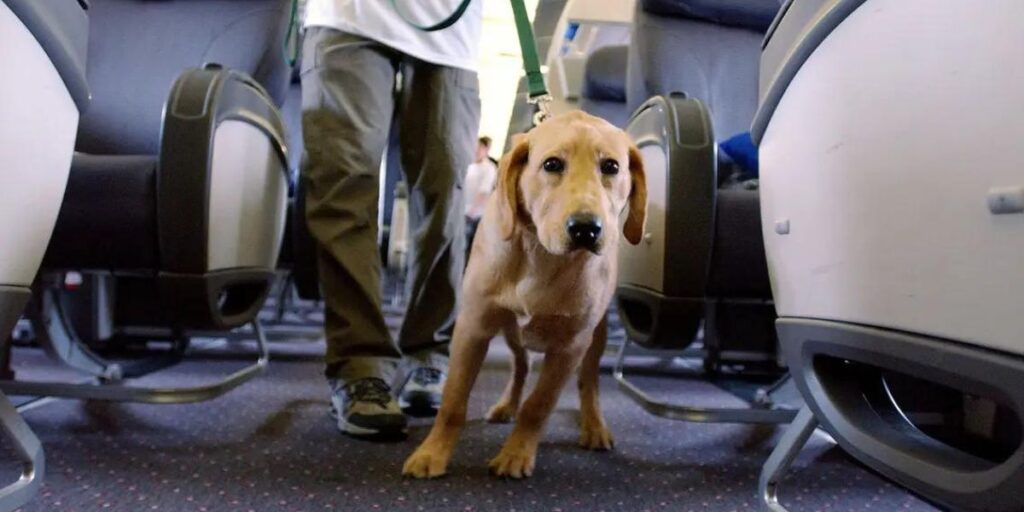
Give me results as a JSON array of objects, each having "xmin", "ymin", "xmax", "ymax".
[{"xmin": 1, "ymin": 287, "xmax": 937, "ymax": 512}]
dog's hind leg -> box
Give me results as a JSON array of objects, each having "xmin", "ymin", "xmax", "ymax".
[
  {"xmin": 486, "ymin": 325, "xmax": 530, "ymax": 423},
  {"xmin": 577, "ymin": 315, "xmax": 614, "ymax": 450}
]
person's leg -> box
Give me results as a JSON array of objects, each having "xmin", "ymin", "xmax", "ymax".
[
  {"xmin": 465, "ymin": 216, "xmax": 480, "ymax": 263},
  {"xmin": 394, "ymin": 57, "xmax": 480, "ymax": 405},
  {"xmin": 300, "ymin": 27, "xmax": 403, "ymax": 435}
]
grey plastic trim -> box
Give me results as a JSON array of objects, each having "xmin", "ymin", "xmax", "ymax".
[
  {"xmin": 751, "ymin": 0, "xmax": 867, "ymax": 144},
  {"xmin": 615, "ymin": 284, "xmax": 702, "ymax": 349},
  {"xmin": 0, "ymin": 287, "xmax": 31, "ymax": 347},
  {"xmin": 4, "ymin": 0, "xmax": 91, "ymax": 111},
  {"xmin": 761, "ymin": 0, "xmax": 795, "ymax": 50},
  {"xmin": 0, "ymin": 391, "xmax": 44, "ymax": 512},
  {"xmin": 779, "ymin": 318, "xmax": 1024, "ymax": 511},
  {"xmin": 759, "ymin": 406, "xmax": 818, "ymax": 512},
  {"xmin": 0, "ymin": 319, "xmax": 269, "ymax": 404},
  {"xmin": 0, "ymin": 288, "xmax": 44, "ymax": 511},
  {"xmin": 627, "ymin": 93, "xmax": 717, "ymax": 298},
  {"xmin": 28, "ymin": 285, "xmax": 122, "ymax": 380},
  {"xmin": 613, "ymin": 336, "xmax": 799, "ymax": 424},
  {"xmin": 617, "ymin": 93, "xmax": 717, "ymax": 349},
  {"xmin": 158, "ymin": 64, "xmax": 289, "ymax": 275}
]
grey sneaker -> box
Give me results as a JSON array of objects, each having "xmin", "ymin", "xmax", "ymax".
[
  {"xmin": 329, "ymin": 378, "xmax": 407, "ymax": 437},
  {"xmin": 399, "ymin": 367, "xmax": 446, "ymax": 417}
]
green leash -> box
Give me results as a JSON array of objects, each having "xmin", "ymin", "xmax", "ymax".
[
  {"xmin": 389, "ymin": 0, "xmax": 474, "ymax": 32},
  {"xmin": 391, "ymin": 0, "xmax": 552, "ymax": 125},
  {"xmin": 284, "ymin": 0, "xmax": 299, "ymax": 67},
  {"xmin": 508, "ymin": 0, "xmax": 553, "ymax": 124}
]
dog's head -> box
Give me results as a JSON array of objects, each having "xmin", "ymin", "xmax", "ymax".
[{"xmin": 495, "ymin": 111, "xmax": 647, "ymax": 256}]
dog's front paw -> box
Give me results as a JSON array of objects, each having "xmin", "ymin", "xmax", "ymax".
[
  {"xmin": 403, "ymin": 446, "xmax": 450, "ymax": 479},
  {"xmin": 489, "ymin": 445, "xmax": 536, "ymax": 479},
  {"xmin": 579, "ymin": 420, "xmax": 614, "ymax": 451},
  {"xmin": 485, "ymin": 401, "xmax": 517, "ymax": 424}
]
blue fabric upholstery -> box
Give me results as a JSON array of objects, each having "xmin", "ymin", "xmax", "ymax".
[
  {"xmin": 719, "ymin": 132, "xmax": 759, "ymax": 177},
  {"xmin": 582, "ymin": 45, "xmax": 628, "ymax": 103},
  {"xmin": 641, "ymin": 0, "xmax": 783, "ymax": 32},
  {"xmin": 626, "ymin": 7, "xmax": 764, "ymax": 138}
]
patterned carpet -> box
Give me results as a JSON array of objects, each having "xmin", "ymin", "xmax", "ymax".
[{"xmin": 0, "ymin": 297, "xmax": 938, "ymax": 512}]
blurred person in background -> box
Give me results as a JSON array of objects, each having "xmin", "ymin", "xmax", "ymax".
[{"xmin": 463, "ymin": 136, "xmax": 497, "ymax": 258}]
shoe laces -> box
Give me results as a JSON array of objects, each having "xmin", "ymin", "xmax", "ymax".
[
  {"xmin": 343, "ymin": 378, "xmax": 393, "ymax": 408},
  {"xmin": 411, "ymin": 367, "xmax": 444, "ymax": 386}
]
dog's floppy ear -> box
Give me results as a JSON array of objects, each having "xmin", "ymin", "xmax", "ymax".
[
  {"xmin": 623, "ymin": 144, "xmax": 647, "ymax": 245},
  {"xmin": 496, "ymin": 135, "xmax": 530, "ymax": 240}
]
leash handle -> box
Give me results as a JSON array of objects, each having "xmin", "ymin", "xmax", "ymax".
[{"xmin": 389, "ymin": 0, "xmax": 474, "ymax": 32}]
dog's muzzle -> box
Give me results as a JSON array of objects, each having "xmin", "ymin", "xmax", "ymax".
[{"xmin": 566, "ymin": 213, "xmax": 602, "ymax": 253}]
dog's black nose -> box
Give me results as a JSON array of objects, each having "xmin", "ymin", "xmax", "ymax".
[{"xmin": 566, "ymin": 213, "xmax": 603, "ymax": 251}]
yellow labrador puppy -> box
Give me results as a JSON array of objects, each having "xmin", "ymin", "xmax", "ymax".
[{"xmin": 403, "ymin": 110, "xmax": 647, "ymax": 479}]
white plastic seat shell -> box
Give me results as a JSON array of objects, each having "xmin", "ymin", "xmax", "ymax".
[{"xmin": 759, "ymin": 0, "xmax": 1024, "ymax": 356}]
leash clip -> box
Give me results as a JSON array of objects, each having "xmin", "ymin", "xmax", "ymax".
[{"xmin": 529, "ymin": 94, "xmax": 554, "ymax": 126}]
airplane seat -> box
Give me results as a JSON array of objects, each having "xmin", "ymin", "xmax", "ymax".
[
  {"xmin": 0, "ymin": 0, "xmax": 90, "ymax": 508},
  {"xmin": 578, "ymin": 45, "xmax": 630, "ymax": 128},
  {"xmin": 755, "ymin": 1, "xmax": 1024, "ymax": 510},
  {"xmin": 40, "ymin": 0, "xmax": 295, "ymax": 331},
  {"xmin": 0, "ymin": 0, "xmax": 296, "ymax": 405},
  {"xmin": 616, "ymin": 0, "xmax": 783, "ymax": 368}
]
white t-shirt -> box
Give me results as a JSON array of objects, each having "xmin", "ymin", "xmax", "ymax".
[
  {"xmin": 465, "ymin": 159, "xmax": 497, "ymax": 219},
  {"xmin": 304, "ymin": 0, "xmax": 483, "ymax": 71}
]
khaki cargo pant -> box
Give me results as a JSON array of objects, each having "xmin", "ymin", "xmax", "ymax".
[{"xmin": 300, "ymin": 27, "xmax": 480, "ymax": 384}]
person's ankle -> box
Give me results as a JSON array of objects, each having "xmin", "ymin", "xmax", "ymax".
[{"xmin": 399, "ymin": 367, "xmax": 447, "ymax": 417}]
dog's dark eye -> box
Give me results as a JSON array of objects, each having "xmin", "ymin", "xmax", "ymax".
[
  {"xmin": 600, "ymin": 159, "xmax": 620, "ymax": 175},
  {"xmin": 542, "ymin": 157, "xmax": 565, "ymax": 173}
]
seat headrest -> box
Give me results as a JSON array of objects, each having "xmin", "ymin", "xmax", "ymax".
[{"xmin": 641, "ymin": 0, "xmax": 783, "ymax": 32}]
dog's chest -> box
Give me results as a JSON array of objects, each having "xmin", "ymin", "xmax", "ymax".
[
  {"xmin": 515, "ymin": 314, "xmax": 588, "ymax": 352},
  {"xmin": 512, "ymin": 263, "xmax": 596, "ymax": 313},
  {"xmin": 508, "ymin": 279, "xmax": 602, "ymax": 352},
  {"xmin": 497, "ymin": 247, "xmax": 614, "ymax": 352}
]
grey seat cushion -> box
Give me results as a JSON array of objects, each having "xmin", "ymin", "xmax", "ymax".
[
  {"xmin": 43, "ymin": 154, "xmax": 159, "ymax": 271},
  {"xmin": 641, "ymin": 0, "xmax": 783, "ymax": 32},
  {"xmin": 76, "ymin": 0, "xmax": 294, "ymax": 156},
  {"xmin": 627, "ymin": 3, "xmax": 764, "ymax": 138}
]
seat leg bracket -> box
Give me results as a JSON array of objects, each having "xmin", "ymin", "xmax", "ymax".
[
  {"xmin": 612, "ymin": 337, "xmax": 799, "ymax": 424},
  {"xmin": 759, "ymin": 406, "xmax": 818, "ymax": 512}
]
